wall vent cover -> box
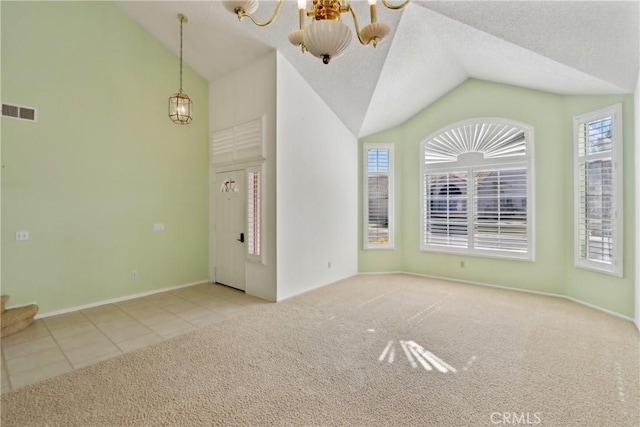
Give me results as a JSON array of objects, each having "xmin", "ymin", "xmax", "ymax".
[{"xmin": 2, "ymin": 103, "xmax": 37, "ymax": 122}]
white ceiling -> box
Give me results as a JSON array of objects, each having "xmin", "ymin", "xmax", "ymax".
[{"xmin": 117, "ymin": 0, "xmax": 639, "ymax": 137}]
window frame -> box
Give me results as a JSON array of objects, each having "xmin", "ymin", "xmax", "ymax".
[
  {"xmin": 363, "ymin": 143, "xmax": 395, "ymax": 250},
  {"xmin": 419, "ymin": 118, "xmax": 535, "ymax": 261},
  {"xmin": 573, "ymin": 103, "xmax": 623, "ymax": 277}
]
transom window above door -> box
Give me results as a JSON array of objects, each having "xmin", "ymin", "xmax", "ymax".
[{"xmin": 420, "ymin": 119, "xmax": 535, "ymax": 260}]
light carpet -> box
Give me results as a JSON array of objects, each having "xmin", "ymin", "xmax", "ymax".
[{"xmin": 1, "ymin": 274, "xmax": 638, "ymax": 426}]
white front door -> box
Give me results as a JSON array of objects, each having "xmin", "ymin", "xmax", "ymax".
[{"xmin": 215, "ymin": 170, "xmax": 246, "ymax": 291}]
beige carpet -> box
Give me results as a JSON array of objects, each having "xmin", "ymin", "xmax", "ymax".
[{"xmin": 2, "ymin": 274, "xmax": 638, "ymax": 426}]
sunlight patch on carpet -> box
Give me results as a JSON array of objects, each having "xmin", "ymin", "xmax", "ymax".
[
  {"xmin": 378, "ymin": 339, "xmax": 457, "ymax": 373},
  {"xmin": 462, "ymin": 355, "xmax": 477, "ymax": 371}
]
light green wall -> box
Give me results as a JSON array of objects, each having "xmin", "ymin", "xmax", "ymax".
[
  {"xmin": 360, "ymin": 79, "xmax": 635, "ymax": 318},
  {"xmin": 358, "ymin": 126, "xmax": 404, "ymax": 272},
  {"xmin": 1, "ymin": 1, "xmax": 210, "ymax": 313},
  {"xmin": 563, "ymin": 95, "xmax": 636, "ymax": 316}
]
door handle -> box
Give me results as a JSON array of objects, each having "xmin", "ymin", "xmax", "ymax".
[{"xmin": 237, "ymin": 233, "xmax": 244, "ymax": 243}]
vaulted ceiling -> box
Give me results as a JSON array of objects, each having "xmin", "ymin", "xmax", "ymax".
[{"xmin": 118, "ymin": 1, "xmax": 639, "ymax": 137}]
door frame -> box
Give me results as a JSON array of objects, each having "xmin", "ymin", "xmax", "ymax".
[{"xmin": 209, "ymin": 161, "xmax": 263, "ymax": 287}]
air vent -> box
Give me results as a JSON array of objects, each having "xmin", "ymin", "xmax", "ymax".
[
  {"xmin": 19, "ymin": 107, "xmax": 36, "ymax": 121},
  {"xmin": 2, "ymin": 104, "xmax": 19, "ymax": 118},
  {"xmin": 2, "ymin": 103, "xmax": 37, "ymax": 122}
]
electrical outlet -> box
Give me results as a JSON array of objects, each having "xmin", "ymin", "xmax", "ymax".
[
  {"xmin": 153, "ymin": 223, "xmax": 165, "ymax": 231},
  {"xmin": 15, "ymin": 231, "xmax": 29, "ymax": 241},
  {"xmin": 131, "ymin": 270, "xmax": 138, "ymax": 279}
]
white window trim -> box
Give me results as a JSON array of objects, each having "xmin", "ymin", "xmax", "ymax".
[
  {"xmin": 419, "ymin": 118, "xmax": 535, "ymax": 261},
  {"xmin": 573, "ymin": 103, "xmax": 623, "ymax": 277},
  {"xmin": 363, "ymin": 143, "xmax": 395, "ymax": 250}
]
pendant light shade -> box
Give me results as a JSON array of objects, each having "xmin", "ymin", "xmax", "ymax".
[
  {"xmin": 303, "ymin": 19, "xmax": 352, "ymax": 64},
  {"xmin": 360, "ymin": 22, "xmax": 390, "ymax": 46},
  {"xmin": 169, "ymin": 92, "xmax": 193, "ymax": 125},
  {"xmin": 169, "ymin": 13, "xmax": 193, "ymax": 125},
  {"xmin": 223, "ymin": 0, "xmax": 259, "ymax": 15}
]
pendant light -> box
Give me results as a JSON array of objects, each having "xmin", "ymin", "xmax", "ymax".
[{"xmin": 168, "ymin": 13, "xmax": 193, "ymax": 125}]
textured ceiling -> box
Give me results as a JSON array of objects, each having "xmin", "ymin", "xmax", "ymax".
[{"xmin": 117, "ymin": 1, "xmax": 639, "ymax": 137}]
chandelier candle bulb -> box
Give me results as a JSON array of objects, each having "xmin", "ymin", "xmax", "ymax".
[
  {"xmin": 299, "ymin": 4, "xmax": 306, "ymax": 29},
  {"xmin": 368, "ymin": 0, "xmax": 378, "ymax": 23}
]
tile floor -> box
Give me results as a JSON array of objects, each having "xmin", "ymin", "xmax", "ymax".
[{"xmin": 1, "ymin": 282, "xmax": 268, "ymax": 394}]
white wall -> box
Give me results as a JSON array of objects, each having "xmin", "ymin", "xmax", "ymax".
[
  {"xmin": 275, "ymin": 52, "xmax": 358, "ymax": 300},
  {"xmin": 209, "ymin": 52, "xmax": 277, "ymax": 301}
]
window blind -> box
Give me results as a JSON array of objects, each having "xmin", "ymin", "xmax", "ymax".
[
  {"xmin": 576, "ymin": 116, "xmax": 614, "ymax": 265},
  {"xmin": 424, "ymin": 172, "xmax": 468, "ymax": 248},
  {"xmin": 420, "ymin": 118, "xmax": 533, "ymax": 259},
  {"xmin": 211, "ymin": 117, "xmax": 263, "ymax": 166},
  {"xmin": 474, "ymin": 168, "xmax": 528, "ymax": 253},
  {"xmin": 365, "ymin": 146, "xmax": 393, "ymax": 248},
  {"xmin": 247, "ymin": 170, "xmax": 260, "ymax": 256}
]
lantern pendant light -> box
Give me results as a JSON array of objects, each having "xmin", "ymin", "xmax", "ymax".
[{"xmin": 168, "ymin": 13, "xmax": 193, "ymax": 125}]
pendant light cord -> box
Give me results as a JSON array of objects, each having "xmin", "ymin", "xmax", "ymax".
[{"xmin": 179, "ymin": 16, "xmax": 184, "ymax": 94}]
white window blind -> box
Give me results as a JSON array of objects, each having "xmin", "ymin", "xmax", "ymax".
[
  {"xmin": 574, "ymin": 104, "xmax": 622, "ymax": 276},
  {"xmin": 364, "ymin": 144, "xmax": 394, "ymax": 249},
  {"xmin": 211, "ymin": 117, "xmax": 264, "ymax": 166},
  {"xmin": 247, "ymin": 169, "xmax": 261, "ymax": 257},
  {"xmin": 420, "ymin": 119, "xmax": 534, "ymax": 260},
  {"xmin": 474, "ymin": 168, "xmax": 528, "ymax": 253},
  {"xmin": 424, "ymin": 172, "xmax": 468, "ymax": 248}
]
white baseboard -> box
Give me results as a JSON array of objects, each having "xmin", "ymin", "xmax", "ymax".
[
  {"xmin": 361, "ymin": 271, "xmax": 635, "ymax": 323},
  {"xmin": 33, "ymin": 280, "xmax": 210, "ymax": 319},
  {"xmin": 276, "ymin": 273, "xmax": 360, "ymax": 302}
]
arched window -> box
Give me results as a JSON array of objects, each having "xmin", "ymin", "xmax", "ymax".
[{"xmin": 420, "ymin": 119, "xmax": 534, "ymax": 259}]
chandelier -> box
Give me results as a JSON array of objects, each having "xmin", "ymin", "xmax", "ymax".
[
  {"xmin": 168, "ymin": 13, "xmax": 193, "ymax": 125},
  {"xmin": 223, "ymin": 0, "xmax": 409, "ymax": 64}
]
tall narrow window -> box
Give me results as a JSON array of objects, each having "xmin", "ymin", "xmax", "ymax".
[
  {"xmin": 574, "ymin": 104, "xmax": 623, "ymax": 276},
  {"xmin": 364, "ymin": 143, "xmax": 394, "ymax": 249},
  {"xmin": 247, "ymin": 169, "xmax": 261, "ymax": 257},
  {"xmin": 420, "ymin": 119, "xmax": 534, "ymax": 260}
]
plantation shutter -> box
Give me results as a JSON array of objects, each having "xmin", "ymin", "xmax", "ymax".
[
  {"xmin": 576, "ymin": 115, "xmax": 614, "ymax": 265},
  {"xmin": 365, "ymin": 146, "xmax": 392, "ymax": 247},
  {"xmin": 424, "ymin": 172, "xmax": 468, "ymax": 248},
  {"xmin": 211, "ymin": 117, "xmax": 264, "ymax": 166},
  {"xmin": 473, "ymin": 168, "xmax": 528, "ymax": 253},
  {"xmin": 247, "ymin": 170, "xmax": 261, "ymax": 256},
  {"xmin": 420, "ymin": 119, "xmax": 533, "ymax": 259}
]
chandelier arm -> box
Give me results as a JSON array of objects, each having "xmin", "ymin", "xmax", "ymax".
[
  {"xmin": 381, "ymin": 0, "xmax": 410, "ymax": 10},
  {"xmin": 346, "ymin": 4, "xmax": 372, "ymax": 46},
  {"xmin": 238, "ymin": 0, "xmax": 284, "ymax": 27}
]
